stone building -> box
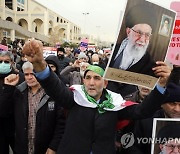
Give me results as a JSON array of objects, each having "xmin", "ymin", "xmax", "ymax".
[{"xmin": 0, "ymin": 0, "xmax": 81, "ymax": 44}]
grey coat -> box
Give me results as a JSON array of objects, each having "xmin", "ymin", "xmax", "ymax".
[{"xmin": 60, "ymin": 66, "xmax": 82, "ymax": 86}]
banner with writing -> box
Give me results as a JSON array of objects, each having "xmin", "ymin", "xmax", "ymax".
[{"xmin": 167, "ymin": 2, "xmax": 180, "ymax": 66}]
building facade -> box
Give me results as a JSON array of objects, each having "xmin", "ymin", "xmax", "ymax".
[{"xmin": 0, "ymin": 0, "xmax": 81, "ymax": 44}]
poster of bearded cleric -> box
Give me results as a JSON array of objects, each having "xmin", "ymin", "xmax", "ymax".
[{"xmin": 104, "ymin": 0, "xmax": 176, "ymax": 89}]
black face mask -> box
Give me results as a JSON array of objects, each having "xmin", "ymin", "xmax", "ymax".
[{"xmin": 58, "ymin": 55, "xmax": 64, "ymax": 59}]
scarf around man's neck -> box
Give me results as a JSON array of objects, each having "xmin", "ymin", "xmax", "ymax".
[
  {"xmin": 82, "ymin": 85, "xmax": 114, "ymax": 114},
  {"xmin": 70, "ymin": 85, "xmax": 129, "ymax": 113}
]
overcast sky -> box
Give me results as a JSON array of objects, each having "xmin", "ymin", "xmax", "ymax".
[{"xmin": 35, "ymin": 0, "xmax": 176, "ymax": 42}]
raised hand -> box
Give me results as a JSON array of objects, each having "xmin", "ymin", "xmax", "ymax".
[
  {"xmin": 4, "ymin": 74, "xmax": 19, "ymax": 86},
  {"xmin": 22, "ymin": 39, "xmax": 47, "ymax": 72},
  {"xmin": 152, "ymin": 61, "xmax": 172, "ymax": 87},
  {"xmin": 72, "ymin": 59, "xmax": 81, "ymax": 68}
]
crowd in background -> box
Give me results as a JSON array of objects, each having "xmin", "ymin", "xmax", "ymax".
[{"xmin": 0, "ymin": 38, "xmax": 179, "ymax": 154}]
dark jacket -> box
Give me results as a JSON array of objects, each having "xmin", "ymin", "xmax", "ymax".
[
  {"xmin": 115, "ymin": 90, "xmax": 142, "ymax": 154},
  {"xmin": 129, "ymin": 110, "xmax": 165, "ymax": 154},
  {"xmin": 58, "ymin": 56, "xmax": 71, "ymax": 73},
  {"xmin": 45, "ymin": 55, "xmax": 68, "ymax": 84},
  {"xmin": 0, "ymin": 69, "xmax": 24, "ymax": 154},
  {"xmin": 3, "ymin": 82, "xmax": 65, "ymax": 154},
  {"xmin": 45, "ymin": 55, "xmax": 61, "ymax": 76},
  {"xmin": 0, "ymin": 83, "xmax": 14, "ymax": 154},
  {"xmin": 38, "ymin": 70, "xmax": 167, "ymax": 154},
  {"xmin": 124, "ymin": 90, "xmax": 145, "ymax": 103}
]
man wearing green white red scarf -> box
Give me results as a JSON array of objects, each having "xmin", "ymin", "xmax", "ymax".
[{"xmin": 18, "ymin": 40, "xmax": 171, "ymax": 154}]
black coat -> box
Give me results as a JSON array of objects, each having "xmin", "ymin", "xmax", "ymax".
[
  {"xmin": 58, "ymin": 56, "xmax": 71, "ymax": 73},
  {"xmin": 38, "ymin": 71, "xmax": 167, "ymax": 154},
  {"xmin": 0, "ymin": 70, "xmax": 24, "ymax": 154},
  {"xmin": 129, "ymin": 110, "xmax": 165, "ymax": 154},
  {"xmin": 45, "ymin": 55, "xmax": 69, "ymax": 84},
  {"xmin": 3, "ymin": 82, "xmax": 65, "ymax": 154}
]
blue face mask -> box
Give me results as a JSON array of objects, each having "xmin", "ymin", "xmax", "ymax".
[{"xmin": 0, "ymin": 62, "xmax": 12, "ymax": 74}]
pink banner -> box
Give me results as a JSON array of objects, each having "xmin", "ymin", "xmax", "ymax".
[
  {"xmin": 0, "ymin": 44, "xmax": 8, "ymax": 51},
  {"xmin": 167, "ymin": 2, "xmax": 180, "ymax": 65},
  {"xmin": 80, "ymin": 38, "xmax": 89, "ymax": 52}
]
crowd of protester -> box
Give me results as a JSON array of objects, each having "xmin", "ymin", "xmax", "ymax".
[{"xmin": 0, "ymin": 38, "xmax": 179, "ymax": 154}]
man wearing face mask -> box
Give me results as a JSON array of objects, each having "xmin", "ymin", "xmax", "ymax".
[
  {"xmin": 57, "ymin": 47, "xmax": 71, "ymax": 73},
  {"xmin": 91, "ymin": 53, "xmax": 106, "ymax": 69},
  {"xmin": 91, "ymin": 54, "xmax": 99, "ymax": 65},
  {"xmin": 0, "ymin": 50, "xmax": 24, "ymax": 154}
]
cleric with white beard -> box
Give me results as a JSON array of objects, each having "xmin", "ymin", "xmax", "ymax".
[{"xmin": 111, "ymin": 4, "xmax": 156, "ymax": 76}]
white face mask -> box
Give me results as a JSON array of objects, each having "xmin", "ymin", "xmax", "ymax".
[
  {"xmin": 0, "ymin": 62, "xmax": 11, "ymax": 74},
  {"xmin": 92, "ymin": 62, "xmax": 99, "ymax": 65}
]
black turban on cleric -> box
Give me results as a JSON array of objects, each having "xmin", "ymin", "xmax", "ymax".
[
  {"xmin": 125, "ymin": 3, "xmax": 157, "ymax": 32},
  {"xmin": 157, "ymin": 123, "xmax": 180, "ymax": 144}
]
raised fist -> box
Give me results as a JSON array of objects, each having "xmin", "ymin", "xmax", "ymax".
[
  {"xmin": 4, "ymin": 74, "xmax": 19, "ymax": 86},
  {"xmin": 22, "ymin": 39, "xmax": 47, "ymax": 72}
]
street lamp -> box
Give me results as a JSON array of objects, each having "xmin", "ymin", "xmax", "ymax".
[
  {"xmin": 96, "ymin": 26, "xmax": 101, "ymax": 46},
  {"xmin": 82, "ymin": 12, "xmax": 89, "ymax": 34}
]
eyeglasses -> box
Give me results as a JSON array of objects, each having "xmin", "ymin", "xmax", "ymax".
[
  {"xmin": 131, "ymin": 28, "xmax": 152, "ymax": 40},
  {"xmin": 0, "ymin": 60, "xmax": 10, "ymax": 64},
  {"xmin": 165, "ymin": 144, "xmax": 180, "ymax": 151}
]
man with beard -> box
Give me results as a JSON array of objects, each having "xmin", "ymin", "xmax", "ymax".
[
  {"xmin": 57, "ymin": 47, "xmax": 71, "ymax": 72},
  {"xmin": 110, "ymin": 4, "xmax": 156, "ymax": 76},
  {"xmin": 160, "ymin": 18, "xmax": 170, "ymax": 36},
  {"xmin": 111, "ymin": 24, "xmax": 153, "ymax": 72}
]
